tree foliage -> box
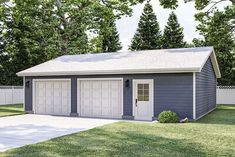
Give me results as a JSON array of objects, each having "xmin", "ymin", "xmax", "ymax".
[
  {"xmin": 100, "ymin": 20, "xmax": 122, "ymax": 52},
  {"xmin": 160, "ymin": 0, "xmax": 235, "ymax": 10},
  {"xmin": 129, "ymin": 0, "xmax": 162, "ymax": 50},
  {"xmin": 96, "ymin": 17, "xmax": 122, "ymax": 52},
  {"xmin": 0, "ymin": 0, "xmax": 144, "ymax": 85},
  {"xmin": 162, "ymin": 12, "xmax": 185, "ymax": 48},
  {"xmin": 197, "ymin": 8, "xmax": 235, "ymax": 85},
  {"xmin": 160, "ymin": 0, "xmax": 235, "ymax": 85}
]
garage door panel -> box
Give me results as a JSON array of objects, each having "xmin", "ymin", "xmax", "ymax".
[
  {"xmin": 62, "ymin": 98, "xmax": 68, "ymax": 105},
  {"xmin": 38, "ymin": 82, "xmax": 45, "ymax": 89},
  {"xmin": 92, "ymin": 81, "xmax": 100, "ymax": 88},
  {"xmin": 34, "ymin": 80, "xmax": 71, "ymax": 116},
  {"xmin": 102, "ymin": 100, "xmax": 109, "ymax": 106},
  {"xmin": 37, "ymin": 98, "xmax": 44, "ymax": 105},
  {"xmin": 111, "ymin": 81, "xmax": 119, "ymax": 88},
  {"xmin": 93, "ymin": 91, "xmax": 101, "ymax": 98},
  {"xmin": 37, "ymin": 106, "xmax": 45, "ymax": 113},
  {"xmin": 102, "ymin": 91, "xmax": 109, "ymax": 98},
  {"xmin": 82, "ymin": 100, "xmax": 90, "ymax": 107},
  {"xmin": 101, "ymin": 107, "xmax": 110, "ymax": 115},
  {"xmin": 101, "ymin": 81, "xmax": 109, "ymax": 88},
  {"xmin": 111, "ymin": 92, "xmax": 119, "ymax": 98},
  {"xmin": 38, "ymin": 83, "xmax": 45, "ymax": 97},
  {"xmin": 38, "ymin": 91, "xmax": 45, "ymax": 97},
  {"xmin": 93, "ymin": 101, "xmax": 101, "ymax": 106},
  {"xmin": 83, "ymin": 108, "xmax": 92, "ymax": 115},
  {"xmin": 61, "ymin": 89, "xmax": 69, "ymax": 98},
  {"xmin": 46, "ymin": 105, "xmax": 53, "ymax": 114},
  {"xmin": 80, "ymin": 80, "xmax": 122, "ymax": 118},
  {"xmin": 53, "ymin": 89, "xmax": 61, "ymax": 97},
  {"xmin": 93, "ymin": 108, "xmax": 102, "ymax": 116},
  {"xmin": 61, "ymin": 82, "xmax": 68, "ymax": 88}
]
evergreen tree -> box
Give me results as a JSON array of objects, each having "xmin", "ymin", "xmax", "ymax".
[
  {"xmin": 100, "ymin": 19, "xmax": 122, "ymax": 52},
  {"xmin": 159, "ymin": 0, "xmax": 235, "ymax": 85},
  {"xmin": 162, "ymin": 12, "xmax": 185, "ymax": 48},
  {"xmin": 129, "ymin": 0, "xmax": 162, "ymax": 50}
]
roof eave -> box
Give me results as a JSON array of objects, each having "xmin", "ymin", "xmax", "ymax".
[
  {"xmin": 199, "ymin": 47, "xmax": 221, "ymax": 78},
  {"xmin": 17, "ymin": 68, "xmax": 201, "ymax": 77}
]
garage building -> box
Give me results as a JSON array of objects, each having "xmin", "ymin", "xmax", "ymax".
[{"xmin": 17, "ymin": 47, "xmax": 221, "ymax": 121}]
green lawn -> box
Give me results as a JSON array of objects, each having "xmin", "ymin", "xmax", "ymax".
[
  {"xmin": 1, "ymin": 105, "xmax": 235, "ymax": 157},
  {"xmin": 0, "ymin": 104, "xmax": 24, "ymax": 117}
]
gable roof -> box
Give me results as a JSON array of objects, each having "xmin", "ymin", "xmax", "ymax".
[{"xmin": 17, "ymin": 47, "xmax": 221, "ymax": 78}]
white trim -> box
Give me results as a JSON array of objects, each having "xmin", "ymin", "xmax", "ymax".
[
  {"xmin": 193, "ymin": 72, "xmax": 196, "ymax": 120},
  {"xmin": 32, "ymin": 79, "xmax": 71, "ymax": 114},
  {"xmin": 33, "ymin": 78, "xmax": 71, "ymax": 82},
  {"xmin": 77, "ymin": 79, "xmax": 81, "ymax": 115},
  {"xmin": 195, "ymin": 107, "xmax": 216, "ymax": 120},
  {"xmin": 23, "ymin": 76, "xmax": 25, "ymax": 111},
  {"xmin": 132, "ymin": 79, "xmax": 154, "ymax": 121},
  {"xmin": 199, "ymin": 48, "xmax": 221, "ymax": 78},
  {"xmin": 77, "ymin": 78, "xmax": 123, "ymax": 81},
  {"xmin": 210, "ymin": 49, "xmax": 221, "ymax": 78},
  {"xmin": 77, "ymin": 78, "xmax": 124, "ymax": 118},
  {"xmin": 17, "ymin": 68, "xmax": 201, "ymax": 77}
]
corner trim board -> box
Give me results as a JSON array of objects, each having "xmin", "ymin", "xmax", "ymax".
[
  {"xmin": 193, "ymin": 72, "xmax": 196, "ymax": 119},
  {"xmin": 23, "ymin": 76, "xmax": 25, "ymax": 112},
  {"xmin": 195, "ymin": 107, "xmax": 216, "ymax": 120}
]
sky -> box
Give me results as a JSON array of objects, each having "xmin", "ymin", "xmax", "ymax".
[{"xmin": 116, "ymin": 0, "xmax": 230, "ymax": 51}]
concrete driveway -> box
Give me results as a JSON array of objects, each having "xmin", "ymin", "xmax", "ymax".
[{"xmin": 0, "ymin": 114, "xmax": 118, "ymax": 152}]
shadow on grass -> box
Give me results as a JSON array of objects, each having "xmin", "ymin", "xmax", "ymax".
[
  {"xmin": 0, "ymin": 104, "xmax": 24, "ymax": 117},
  {"xmin": 0, "ymin": 108, "xmax": 23, "ymax": 113},
  {"xmin": 196, "ymin": 105, "xmax": 235, "ymax": 125},
  {"xmin": 3, "ymin": 127, "xmax": 209, "ymax": 157}
]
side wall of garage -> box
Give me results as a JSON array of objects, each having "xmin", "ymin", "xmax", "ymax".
[
  {"xmin": 24, "ymin": 73, "xmax": 194, "ymax": 119},
  {"xmin": 196, "ymin": 58, "xmax": 217, "ymax": 119}
]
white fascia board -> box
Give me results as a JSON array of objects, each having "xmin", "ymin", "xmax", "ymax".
[
  {"xmin": 199, "ymin": 48, "xmax": 221, "ymax": 78},
  {"xmin": 210, "ymin": 49, "xmax": 221, "ymax": 78},
  {"xmin": 17, "ymin": 68, "xmax": 201, "ymax": 77},
  {"xmin": 193, "ymin": 72, "xmax": 196, "ymax": 120}
]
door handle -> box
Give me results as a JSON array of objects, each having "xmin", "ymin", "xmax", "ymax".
[{"xmin": 135, "ymin": 99, "xmax": 138, "ymax": 107}]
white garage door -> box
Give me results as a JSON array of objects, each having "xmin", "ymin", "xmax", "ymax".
[
  {"xmin": 34, "ymin": 80, "xmax": 71, "ymax": 116},
  {"xmin": 80, "ymin": 80, "xmax": 122, "ymax": 118}
]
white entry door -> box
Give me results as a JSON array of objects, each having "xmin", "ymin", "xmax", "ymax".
[
  {"xmin": 79, "ymin": 79, "xmax": 122, "ymax": 118},
  {"xmin": 34, "ymin": 79, "xmax": 71, "ymax": 116},
  {"xmin": 133, "ymin": 79, "xmax": 154, "ymax": 120}
]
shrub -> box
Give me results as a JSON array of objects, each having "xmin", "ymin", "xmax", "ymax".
[{"xmin": 158, "ymin": 110, "xmax": 179, "ymax": 123}]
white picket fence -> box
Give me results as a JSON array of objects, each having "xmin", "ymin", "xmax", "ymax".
[
  {"xmin": 217, "ymin": 86, "xmax": 235, "ymax": 105},
  {"xmin": 0, "ymin": 86, "xmax": 24, "ymax": 105}
]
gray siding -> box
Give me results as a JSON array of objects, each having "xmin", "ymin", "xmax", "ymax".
[
  {"xmin": 71, "ymin": 77, "xmax": 78, "ymax": 115},
  {"xmin": 196, "ymin": 58, "xmax": 217, "ymax": 119},
  {"xmin": 25, "ymin": 77, "xmax": 33, "ymax": 112},
  {"xmin": 25, "ymin": 73, "xmax": 193, "ymax": 119},
  {"xmin": 154, "ymin": 74, "xmax": 193, "ymax": 119}
]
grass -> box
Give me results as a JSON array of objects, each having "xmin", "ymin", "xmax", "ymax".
[
  {"xmin": 0, "ymin": 104, "xmax": 24, "ymax": 117},
  {"xmin": 1, "ymin": 105, "xmax": 235, "ymax": 157}
]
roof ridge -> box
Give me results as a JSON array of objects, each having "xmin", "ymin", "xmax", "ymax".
[{"xmin": 60, "ymin": 46, "xmax": 214, "ymax": 57}]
